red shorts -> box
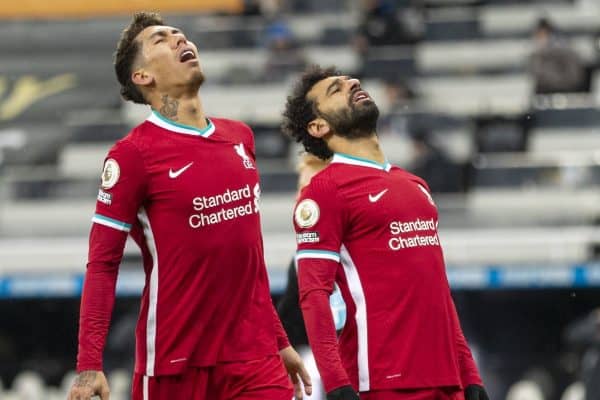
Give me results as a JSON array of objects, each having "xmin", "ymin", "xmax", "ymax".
[
  {"xmin": 132, "ymin": 355, "xmax": 293, "ymax": 400},
  {"xmin": 361, "ymin": 387, "xmax": 464, "ymax": 400}
]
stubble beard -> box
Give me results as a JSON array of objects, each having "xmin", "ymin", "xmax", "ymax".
[
  {"xmin": 325, "ymin": 99, "xmax": 380, "ymax": 139},
  {"xmin": 190, "ymin": 69, "xmax": 206, "ymax": 89}
]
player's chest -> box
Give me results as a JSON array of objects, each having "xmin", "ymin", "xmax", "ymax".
[
  {"xmin": 341, "ymin": 173, "xmax": 438, "ymax": 229},
  {"xmin": 143, "ymin": 141, "xmax": 259, "ymax": 201}
]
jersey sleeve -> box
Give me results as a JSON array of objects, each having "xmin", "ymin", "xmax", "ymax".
[
  {"xmin": 270, "ymin": 297, "xmax": 291, "ymax": 350},
  {"xmin": 92, "ymin": 140, "xmax": 147, "ymax": 231},
  {"xmin": 276, "ymin": 258, "xmax": 309, "ymax": 347},
  {"xmin": 294, "ymin": 177, "xmax": 351, "ymax": 392},
  {"xmin": 294, "ymin": 177, "xmax": 344, "ymax": 266},
  {"xmin": 76, "ymin": 140, "xmax": 147, "ymax": 372},
  {"xmin": 449, "ymin": 295, "xmax": 483, "ymax": 387}
]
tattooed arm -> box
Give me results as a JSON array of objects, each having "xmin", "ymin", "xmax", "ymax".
[{"xmin": 67, "ymin": 370, "xmax": 110, "ymax": 400}]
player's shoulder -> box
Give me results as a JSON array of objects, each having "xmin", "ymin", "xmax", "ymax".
[
  {"xmin": 106, "ymin": 126, "xmax": 145, "ymax": 159},
  {"xmin": 118, "ymin": 119, "xmax": 165, "ymax": 151},
  {"xmin": 211, "ymin": 118, "xmax": 256, "ymax": 154},
  {"xmin": 299, "ymin": 165, "xmax": 339, "ymax": 199},
  {"xmin": 210, "ymin": 116, "xmax": 251, "ymax": 129},
  {"xmin": 99, "ymin": 129, "xmax": 147, "ymax": 186},
  {"xmin": 210, "ymin": 117, "xmax": 253, "ymax": 137},
  {"xmin": 392, "ymin": 166, "xmax": 432, "ymax": 191},
  {"xmin": 308, "ymin": 161, "xmax": 356, "ymax": 185}
]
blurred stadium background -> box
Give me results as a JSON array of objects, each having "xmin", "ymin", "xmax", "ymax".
[{"xmin": 1, "ymin": 0, "xmax": 600, "ymax": 399}]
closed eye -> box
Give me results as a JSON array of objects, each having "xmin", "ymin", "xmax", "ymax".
[{"xmin": 328, "ymin": 86, "xmax": 341, "ymax": 96}]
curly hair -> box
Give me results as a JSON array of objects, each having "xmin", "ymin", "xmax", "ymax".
[
  {"xmin": 114, "ymin": 12, "xmax": 164, "ymax": 104},
  {"xmin": 282, "ymin": 65, "xmax": 340, "ymax": 160}
]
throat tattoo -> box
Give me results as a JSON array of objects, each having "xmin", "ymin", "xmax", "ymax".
[{"xmin": 160, "ymin": 95, "xmax": 179, "ymax": 120}]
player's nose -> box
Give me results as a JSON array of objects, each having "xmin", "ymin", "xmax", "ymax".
[
  {"xmin": 174, "ymin": 32, "xmax": 188, "ymax": 48},
  {"xmin": 347, "ymin": 78, "xmax": 361, "ymax": 92}
]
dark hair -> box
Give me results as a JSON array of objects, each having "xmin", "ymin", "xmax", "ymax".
[
  {"xmin": 114, "ymin": 12, "xmax": 164, "ymax": 104},
  {"xmin": 535, "ymin": 17, "xmax": 554, "ymax": 34},
  {"xmin": 282, "ymin": 65, "xmax": 340, "ymax": 160}
]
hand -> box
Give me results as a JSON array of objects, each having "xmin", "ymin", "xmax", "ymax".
[
  {"xmin": 327, "ymin": 385, "xmax": 359, "ymax": 400},
  {"xmin": 279, "ymin": 345, "xmax": 312, "ymax": 399},
  {"xmin": 465, "ymin": 384, "xmax": 489, "ymax": 400},
  {"xmin": 67, "ymin": 370, "xmax": 110, "ymax": 400}
]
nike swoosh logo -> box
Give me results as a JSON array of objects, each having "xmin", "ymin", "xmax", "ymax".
[
  {"xmin": 369, "ymin": 189, "xmax": 388, "ymax": 203},
  {"xmin": 169, "ymin": 162, "xmax": 193, "ymax": 179}
]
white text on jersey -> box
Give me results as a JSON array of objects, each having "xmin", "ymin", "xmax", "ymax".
[
  {"xmin": 388, "ymin": 218, "xmax": 441, "ymax": 251},
  {"xmin": 189, "ymin": 183, "xmax": 260, "ymax": 228}
]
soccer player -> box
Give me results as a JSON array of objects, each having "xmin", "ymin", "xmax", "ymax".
[
  {"xmin": 278, "ymin": 154, "xmax": 331, "ymax": 348},
  {"xmin": 281, "ymin": 66, "xmax": 489, "ymax": 400},
  {"xmin": 67, "ymin": 12, "xmax": 311, "ymax": 400},
  {"xmin": 278, "ymin": 154, "xmax": 345, "ymax": 400}
]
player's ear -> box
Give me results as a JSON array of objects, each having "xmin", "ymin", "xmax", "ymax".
[
  {"xmin": 132, "ymin": 68, "xmax": 154, "ymax": 87},
  {"xmin": 307, "ymin": 118, "xmax": 331, "ymax": 138}
]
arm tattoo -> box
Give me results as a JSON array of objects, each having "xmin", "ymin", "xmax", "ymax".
[
  {"xmin": 160, "ymin": 95, "xmax": 179, "ymax": 120},
  {"xmin": 74, "ymin": 371, "xmax": 96, "ymax": 389}
]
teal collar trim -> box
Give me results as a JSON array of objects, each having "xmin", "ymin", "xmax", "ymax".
[
  {"xmin": 332, "ymin": 153, "xmax": 392, "ymax": 172},
  {"xmin": 147, "ymin": 110, "xmax": 215, "ymax": 137}
]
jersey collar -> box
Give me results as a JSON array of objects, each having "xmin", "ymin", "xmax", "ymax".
[
  {"xmin": 331, "ymin": 153, "xmax": 392, "ymax": 172},
  {"xmin": 147, "ymin": 110, "xmax": 215, "ymax": 138}
]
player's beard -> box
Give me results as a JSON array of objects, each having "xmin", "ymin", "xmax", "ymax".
[
  {"xmin": 323, "ymin": 99, "xmax": 379, "ymax": 139},
  {"xmin": 191, "ymin": 69, "xmax": 206, "ymax": 88}
]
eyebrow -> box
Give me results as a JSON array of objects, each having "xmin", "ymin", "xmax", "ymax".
[
  {"xmin": 326, "ymin": 78, "xmax": 341, "ymax": 96},
  {"xmin": 149, "ymin": 28, "xmax": 181, "ymax": 41}
]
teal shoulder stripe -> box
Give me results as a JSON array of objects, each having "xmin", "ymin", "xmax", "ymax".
[
  {"xmin": 93, "ymin": 214, "xmax": 132, "ymax": 229},
  {"xmin": 297, "ymin": 249, "xmax": 341, "ymax": 257}
]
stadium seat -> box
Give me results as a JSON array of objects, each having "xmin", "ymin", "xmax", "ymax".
[
  {"xmin": 12, "ymin": 370, "xmax": 45, "ymax": 400},
  {"xmin": 425, "ymin": 10, "xmax": 481, "ymax": 41},
  {"xmin": 505, "ymin": 380, "xmax": 545, "ymax": 400},
  {"xmin": 108, "ymin": 369, "xmax": 131, "ymax": 400},
  {"xmin": 480, "ymin": 4, "xmax": 600, "ymax": 36},
  {"xmin": 561, "ymin": 381, "xmax": 585, "ymax": 400}
]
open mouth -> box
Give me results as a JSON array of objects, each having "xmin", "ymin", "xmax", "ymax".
[
  {"xmin": 352, "ymin": 90, "xmax": 370, "ymax": 103},
  {"xmin": 179, "ymin": 49, "xmax": 197, "ymax": 63}
]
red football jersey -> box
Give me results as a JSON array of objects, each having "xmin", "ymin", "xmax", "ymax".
[
  {"xmin": 294, "ymin": 153, "xmax": 481, "ymax": 393},
  {"xmin": 77, "ymin": 111, "xmax": 288, "ymax": 376}
]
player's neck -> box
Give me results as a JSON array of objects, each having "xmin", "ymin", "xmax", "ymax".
[
  {"xmin": 330, "ymin": 133, "xmax": 386, "ymax": 164},
  {"xmin": 151, "ymin": 93, "xmax": 208, "ymax": 130}
]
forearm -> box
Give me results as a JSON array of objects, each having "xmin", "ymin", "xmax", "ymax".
[
  {"xmin": 450, "ymin": 296, "xmax": 482, "ymax": 386},
  {"xmin": 76, "ymin": 261, "xmax": 119, "ymax": 372},
  {"xmin": 302, "ymin": 289, "xmax": 351, "ymax": 392},
  {"xmin": 457, "ymin": 335, "xmax": 482, "ymax": 386}
]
